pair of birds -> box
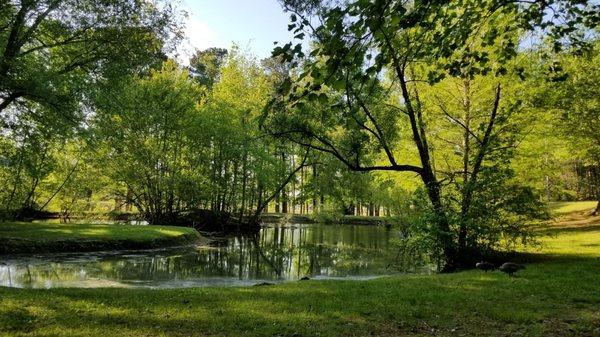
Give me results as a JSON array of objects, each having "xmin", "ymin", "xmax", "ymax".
[{"xmin": 476, "ymin": 261, "xmax": 525, "ymax": 276}]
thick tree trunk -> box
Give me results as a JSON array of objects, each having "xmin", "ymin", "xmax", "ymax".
[
  {"xmin": 400, "ymin": 73, "xmax": 458, "ymax": 270},
  {"xmin": 420, "ymin": 171, "xmax": 457, "ymax": 271}
]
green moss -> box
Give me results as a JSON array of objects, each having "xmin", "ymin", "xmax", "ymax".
[{"xmin": 0, "ymin": 222, "xmax": 201, "ymax": 254}]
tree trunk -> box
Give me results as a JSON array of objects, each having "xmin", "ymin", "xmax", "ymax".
[
  {"xmin": 312, "ymin": 163, "xmax": 317, "ymax": 214},
  {"xmin": 458, "ymin": 79, "xmax": 472, "ymax": 250},
  {"xmin": 282, "ymin": 191, "xmax": 288, "ymax": 213},
  {"xmin": 421, "ymin": 171, "xmax": 457, "ymax": 271},
  {"xmin": 395, "ymin": 65, "xmax": 457, "ymax": 270}
]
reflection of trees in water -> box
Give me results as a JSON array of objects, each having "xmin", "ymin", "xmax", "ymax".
[
  {"xmin": 0, "ymin": 225, "xmax": 399, "ymax": 287},
  {"xmin": 0, "ymin": 262, "xmax": 78, "ymax": 287},
  {"xmin": 255, "ymin": 224, "xmax": 394, "ymax": 279},
  {"xmin": 0, "ymin": 264, "xmax": 12, "ymax": 286}
]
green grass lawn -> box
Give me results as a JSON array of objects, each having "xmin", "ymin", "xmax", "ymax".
[
  {"xmin": 1, "ymin": 204, "xmax": 599, "ymax": 336},
  {"xmin": 0, "ymin": 222, "xmax": 201, "ymax": 254},
  {"xmin": 548, "ymin": 200, "xmax": 598, "ymax": 215}
]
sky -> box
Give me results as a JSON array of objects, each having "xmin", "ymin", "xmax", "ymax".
[{"xmin": 178, "ymin": 0, "xmax": 295, "ymax": 63}]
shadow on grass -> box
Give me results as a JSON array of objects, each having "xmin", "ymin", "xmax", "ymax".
[
  {"xmin": 2, "ymin": 259, "xmax": 600, "ymax": 337},
  {"xmin": 543, "ymin": 223, "xmax": 600, "ymax": 234},
  {"xmin": 1, "ymin": 213, "xmax": 599, "ymax": 336}
]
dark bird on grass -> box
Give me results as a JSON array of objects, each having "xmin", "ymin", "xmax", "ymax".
[
  {"xmin": 300, "ymin": 276, "xmax": 310, "ymax": 281},
  {"xmin": 475, "ymin": 261, "xmax": 496, "ymax": 272},
  {"xmin": 499, "ymin": 262, "xmax": 525, "ymax": 277}
]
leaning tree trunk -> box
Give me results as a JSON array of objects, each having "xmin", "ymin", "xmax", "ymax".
[
  {"xmin": 396, "ymin": 66, "xmax": 458, "ymax": 271},
  {"xmin": 247, "ymin": 153, "xmax": 309, "ymax": 226}
]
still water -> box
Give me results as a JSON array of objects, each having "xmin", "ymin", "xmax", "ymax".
[{"xmin": 0, "ymin": 223, "xmax": 432, "ymax": 289}]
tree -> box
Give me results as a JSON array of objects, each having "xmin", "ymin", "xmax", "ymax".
[
  {"xmin": 0, "ymin": 0, "xmax": 179, "ymax": 114},
  {"xmin": 93, "ymin": 50, "xmax": 310, "ymax": 228},
  {"xmin": 199, "ymin": 48, "xmax": 314, "ymax": 225},
  {"xmin": 95, "ymin": 61, "xmax": 203, "ymax": 225},
  {"xmin": 543, "ymin": 42, "xmax": 600, "ymax": 214},
  {"xmin": 265, "ymin": 0, "xmax": 598, "ymax": 269},
  {"xmin": 0, "ymin": 0, "xmax": 180, "ymax": 218},
  {"xmin": 189, "ymin": 47, "xmax": 228, "ymax": 88}
]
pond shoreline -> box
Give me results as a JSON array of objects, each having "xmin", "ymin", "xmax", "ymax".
[
  {"xmin": 17, "ymin": 210, "xmax": 396, "ymax": 226},
  {"xmin": 0, "ymin": 215, "xmax": 395, "ymax": 256},
  {"xmin": 0, "ymin": 222, "xmax": 203, "ymax": 255},
  {"xmin": 1, "ymin": 221, "xmax": 402, "ymax": 289},
  {"xmin": 0, "ymin": 233, "xmax": 202, "ymax": 255},
  {"xmin": 259, "ymin": 213, "xmax": 396, "ymax": 227}
]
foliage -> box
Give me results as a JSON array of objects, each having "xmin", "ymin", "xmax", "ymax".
[
  {"xmin": 94, "ymin": 60, "xmax": 204, "ymax": 225},
  {"xmin": 92, "ymin": 50, "xmax": 321, "ymax": 226},
  {"xmin": 547, "ymin": 42, "xmax": 600, "ymax": 213},
  {"xmin": 0, "ymin": 0, "xmax": 180, "ymax": 218},
  {"xmin": 0, "ymin": 0, "xmax": 179, "ymax": 110},
  {"xmin": 189, "ymin": 47, "xmax": 229, "ymax": 88},
  {"xmin": 263, "ymin": 0, "xmax": 594, "ymax": 268}
]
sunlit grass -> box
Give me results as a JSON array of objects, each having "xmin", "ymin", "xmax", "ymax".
[
  {"xmin": 537, "ymin": 230, "xmax": 600, "ymax": 257},
  {"xmin": 0, "ymin": 222, "xmax": 200, "ymax": 254},
  {"xmin": 0, "ymin": 222, "xmax": 198, "ymax": 240},
  {"xmin": 548, "ymin": 200, "xmax": 597, "ymax": 214},
  {"xmin": 2, "ymin": 259, "xmax": 598, "ymax": 336},
  {"xmin": 0, "ymin": 204, "xmax": 599, "ymax": 336}
]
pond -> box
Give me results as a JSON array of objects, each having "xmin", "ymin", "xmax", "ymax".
[{"xmin": 0, "ymin": 223, "xmax": 434, "ymax": 289}]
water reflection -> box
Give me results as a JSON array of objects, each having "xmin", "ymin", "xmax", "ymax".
[{"xmin": 0, "ymin": 223, "xmax": 433, "ymax": 289}]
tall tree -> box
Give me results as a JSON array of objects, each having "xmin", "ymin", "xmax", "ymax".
[
  {"xmin": 189, "ymin": 47, "xmax": 228, "ymax": 88},
  {"xmin": 95, "ymin": 61, "xmax": 203, "ymax": 225},
  {"xmin": 265, "ymin": 0, "xmax": 598, "ymax": 269},
  {"xmin": 0, "ymin": 0, "xmax": 180, "ymax": 217},
  {"xmin": 543, "ymin": 42, "xmax": 600, "ymax": 214}
]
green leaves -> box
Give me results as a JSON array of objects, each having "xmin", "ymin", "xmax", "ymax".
[
  {"xmin": 93, "ymin": 60, "xmax": 203, "ymax": 223},
  {"xmin": 189, "ymin": 48, "xmax": 228, "ymax": 89},
  {"xmin": 262, "ymin": 0, "xmax": 600, "ymax": 264}
]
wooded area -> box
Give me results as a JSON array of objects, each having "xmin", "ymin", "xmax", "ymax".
[
  {"xmin": 1, "ymin": 0, "xmax": 599, "ymax": 267},
  {"xmin": 1, "ymin": 1, "xmax": 600, "ymax": 336}
]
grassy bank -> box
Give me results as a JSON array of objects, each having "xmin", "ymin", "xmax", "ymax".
[
  {"xmin": 0, "ymin": 202, "xmax": 599, "ymax": 336},
  {"xmin": 0, "ymin": 222, "xmax": 202, "ymax": 254},
  {"xmin": 548, "ymin": 200, "xmax": 598, "ymax": 215}
]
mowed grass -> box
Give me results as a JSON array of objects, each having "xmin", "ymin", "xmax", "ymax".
[
  {"xmin": 1, "ymin": 203, "xmax": 599, "ymax": 337},
  {"xmin": 548, "ymin": 200, "xmax": 598, "ymax": 215},
  {"xmin": 0, "ymin": 222, "xmax": 201, "ymax": 254}
]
